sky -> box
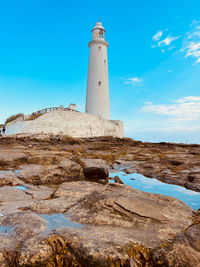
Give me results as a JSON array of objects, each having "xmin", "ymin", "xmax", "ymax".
[{"xmin": 0, "ymin": 0, "xmax": 200, "ymax": 143}]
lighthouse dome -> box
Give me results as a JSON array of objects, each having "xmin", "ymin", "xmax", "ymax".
[{"xmin": 92, "ymin": 21, "xmax": 105, "ymax": 31}]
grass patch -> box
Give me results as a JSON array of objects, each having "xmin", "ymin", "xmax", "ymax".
[
  {"xmin": 25, "ymin": 113, "xmax": 42, "ymax": 121},
  {"xmin": 5, "ymin": 113, "xmax": 24, "ymax": 124}
]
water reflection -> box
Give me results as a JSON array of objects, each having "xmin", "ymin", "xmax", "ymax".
[
  {"xmin": 0, "ymin": 225, "xmax": 12, "ymax": 236},
  {"xmin": 15, "ymin": 185, "xmax": 27, "ymax": 190},
  {"xmin": 40, "ymin": 214, "xmax": 83, "ymax": 231},
  {"xmin": 110, "ymin": 172, "xmax": 200, "ymax": 210}
]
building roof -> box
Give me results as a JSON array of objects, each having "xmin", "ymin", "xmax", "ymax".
[{"xmin": 92, "ymin": 21, "xmax": 105, "ymax": 31}]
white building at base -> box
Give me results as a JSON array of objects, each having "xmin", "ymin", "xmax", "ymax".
[{"xmin": 5, "ymin": 110, "xmax": 124, "ymax": 138}]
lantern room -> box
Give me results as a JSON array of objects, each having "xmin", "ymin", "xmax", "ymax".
[{"xmin": 92, "ymin": 21, "xmax": 106, "ymax": 41}]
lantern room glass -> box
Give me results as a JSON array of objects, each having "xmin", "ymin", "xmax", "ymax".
[{"xmin": 99, "ymin": 29, "xmax": 105, "ymax": 40}]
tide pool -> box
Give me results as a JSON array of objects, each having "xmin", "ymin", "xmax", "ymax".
[{"xmin": 110, "ymin": 172, "xmax": 200, "ymax": 210}]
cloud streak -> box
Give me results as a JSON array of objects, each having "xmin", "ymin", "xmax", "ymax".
[
  {"xmin": 152, "ymin": 30, "xmax": 163, "ymax": 41},
  {"xmin": 152, "ymin": 29, "xmax": 180, "ymax": 51},
  {"xmin": 142, "ymin": 96, "xmax": 200, "ymax": 121},
  {"xmin": 124, "ymin": 77, "xmax": 143, "ymax": 85},
  {"xmin": 182, "ymin": 20, "xmax": 200, "ymax": 63},
  {"xmin": 158, "ymin": 36, "xmax": 180, "ymax": 47},
  {"xmin": 152, "ymin": 20, "xmax": 200, "ymax": 63}
]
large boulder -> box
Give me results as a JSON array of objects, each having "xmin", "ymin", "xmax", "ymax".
[{"xmin": 83, "ymin": 167, "xmax": 109, "ymax": 184}]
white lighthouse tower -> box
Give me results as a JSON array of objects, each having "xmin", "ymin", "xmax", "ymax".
[{"xmin": 85, "ymin": 21, "xmax": 110, "ymax": 120}]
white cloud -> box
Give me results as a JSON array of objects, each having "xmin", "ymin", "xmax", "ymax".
[
  {"xmin": 175, "ymin": 187, "xmax": 200, "ymax": 196},
  {"xmin": 175, "ymin": 96, "xmax": 200, "ymax": 103},
  {"xmin": 152, "ymin": 29, "xmax": 180, "ymax": 52},
  {"xmin": 152, "ymin": 20, "xmax": 200, "ymax": 63},
  {"xmin": 182, "ymin": 20, "xmax": 200, "ymax": 63},
  {"xmin": 152, "ymin": 30, "xmax": 163, "ymax": 41},
  {"xmin": 155, "ymin": 125, "xmax": 200, "ymax": 132},
  {"xmin": 124, "ymin": 95, "xmax": 200, "ymax": 142},
  {"xmin": 158, "ymin": 35, "xmax": 180, "ymax": 46},
  {"xmin": 124, "ymin": 77, "xmax": 143, "ymax": 85},
  {"xmin": 142, "ymin": 96, "xmax": 200, "ymax": 121},
  {"xmin": 185, "ymin": 42, "xmax": 200, "ymax": 61}
]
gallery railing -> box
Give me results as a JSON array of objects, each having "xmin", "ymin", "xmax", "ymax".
[{"xmin": 31, "ymin": 106, "xmax": 78, "ymax": 116}]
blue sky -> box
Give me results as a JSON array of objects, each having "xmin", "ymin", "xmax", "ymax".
[{"xmin": 0, "ymin": 0, "xmax": 200, "ymax": 143}]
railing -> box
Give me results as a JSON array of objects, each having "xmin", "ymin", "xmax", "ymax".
[{"xmin": 31, "ymin": 106, "xmax": 79, "ymax": 116}]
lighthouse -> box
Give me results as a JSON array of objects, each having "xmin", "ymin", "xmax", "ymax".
[{"xmin": 85, "ymin": 21, "xmax": 110, "ymax": 120}]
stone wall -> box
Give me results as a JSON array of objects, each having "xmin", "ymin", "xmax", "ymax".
[{"xmin": 5, "ymin": 110, "xmax": 124, "ymax": 138}]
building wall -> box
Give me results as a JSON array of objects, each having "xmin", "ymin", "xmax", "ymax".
[{"xmin": 5, "ymin": 110, "xmax": 124, "ymax": 138}]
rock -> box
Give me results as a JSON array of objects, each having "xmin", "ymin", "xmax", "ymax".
[
  {"xmin": 15, "ymin": 164, "xmax": 44, "ymax": 185},
  {"xmin": 0, "ymin": 181, "xmax": 195, "ymax": 266},
  {"xmin": 114, "ymin": 175, "xmax": 124, "ymax": 184},
  {"xmin": 185, "ymin": 173, "xmax": 200, "ymax": 192},
  {"xmin": 153, "ymin": 223, "xmax": 200, "ymax": 266},
  {"xmin": 0, "ymin": 171, "xmax": 22, "ymax": 187},
  {"xmin": 0, "ymin": 186, "xmax": 33, "ymax": 203},
  {"xmin": 69, "ymin": 182, "xmax": 192, "ymax": 230},
  {"xmin": 0, "ymin": 212, "xmax": 48, "ymax": 266},
  {"xmin": 0, "ymin": 134, "xmax": 200, "ymax": 265},
  {"xmin": 0, "ymin": 152, "xmax": 28, "ymax": 170},
  {"xmin": 81, "ymin": 157, "xmax": 111, "ymax": 169},
  {"xmin": 83, "ymin": 167, "xmax": 109, "ymax": 184},
  {"xmin": 54, "ymin": 181, "xmax": 102, "ymax": 198},
  {"xmin": 15, "ymin": 161, "xmax": 83, "ymax": 185},
  {"xmin": 169, "ymin": 160, "xmax": 183, "ymax": 166},
  {"xmin": 18, "ymin": 236, "xmax": 53, "ymax": 266},
  {"xmin": 1, "ymin": 133, "xmax": 200, "ymax": 192}
]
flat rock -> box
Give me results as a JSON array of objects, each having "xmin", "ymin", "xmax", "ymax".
[{"xmin": 15, "ymin": 161, "xmax": 83, "ymax": 185}]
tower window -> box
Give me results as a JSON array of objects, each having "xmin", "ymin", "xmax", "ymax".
[
  {"xmin": 99, "ymin": 29, "xmax": 104, "ymax": 39},
  {"xmin": 98, "ymin": 46, "xmax": 101, "ymax": 50},
  {"xmin": 98, "ymin": 81, "xmax": 101, "ymax": 86},
  {"xmin": 104, "ymin": 59, "xmax": 106, "ymax": 64}
]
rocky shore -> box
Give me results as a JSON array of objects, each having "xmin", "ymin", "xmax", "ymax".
[{"xmin": 0, "ymin": 134, "xmax": 199, "ymax": 266}]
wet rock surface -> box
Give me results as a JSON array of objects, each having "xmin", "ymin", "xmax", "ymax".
[
  {"xmin": 0, "ymin": 134, "xmax": 199, "ymax": 266},
  {"xmin": 153, "ymin": 209, "xmax": 200, "ymax": 266}
]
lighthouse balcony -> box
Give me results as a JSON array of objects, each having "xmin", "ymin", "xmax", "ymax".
[{"xmin": 88, "ymin": 40, "xmax": 108, "ymax": 48}]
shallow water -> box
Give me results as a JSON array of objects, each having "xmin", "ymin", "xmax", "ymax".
[
  {"xmin": 15, "ymin": 185, "xmax": 27, "ymax": 190},
  {"xmin": 0, "ymin": 225, "xmax": 12, "ymax": 236},
  {"xmin": 40, "ymin": 214, "xmax": 83, "ymax": 231},
  {"xmin": 110, "ymin": 172, "xmax": 200, "ymax": 210},
  {"xmin": 15, "ymin": 170, "xmax": 21, "ymax": 175}
]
